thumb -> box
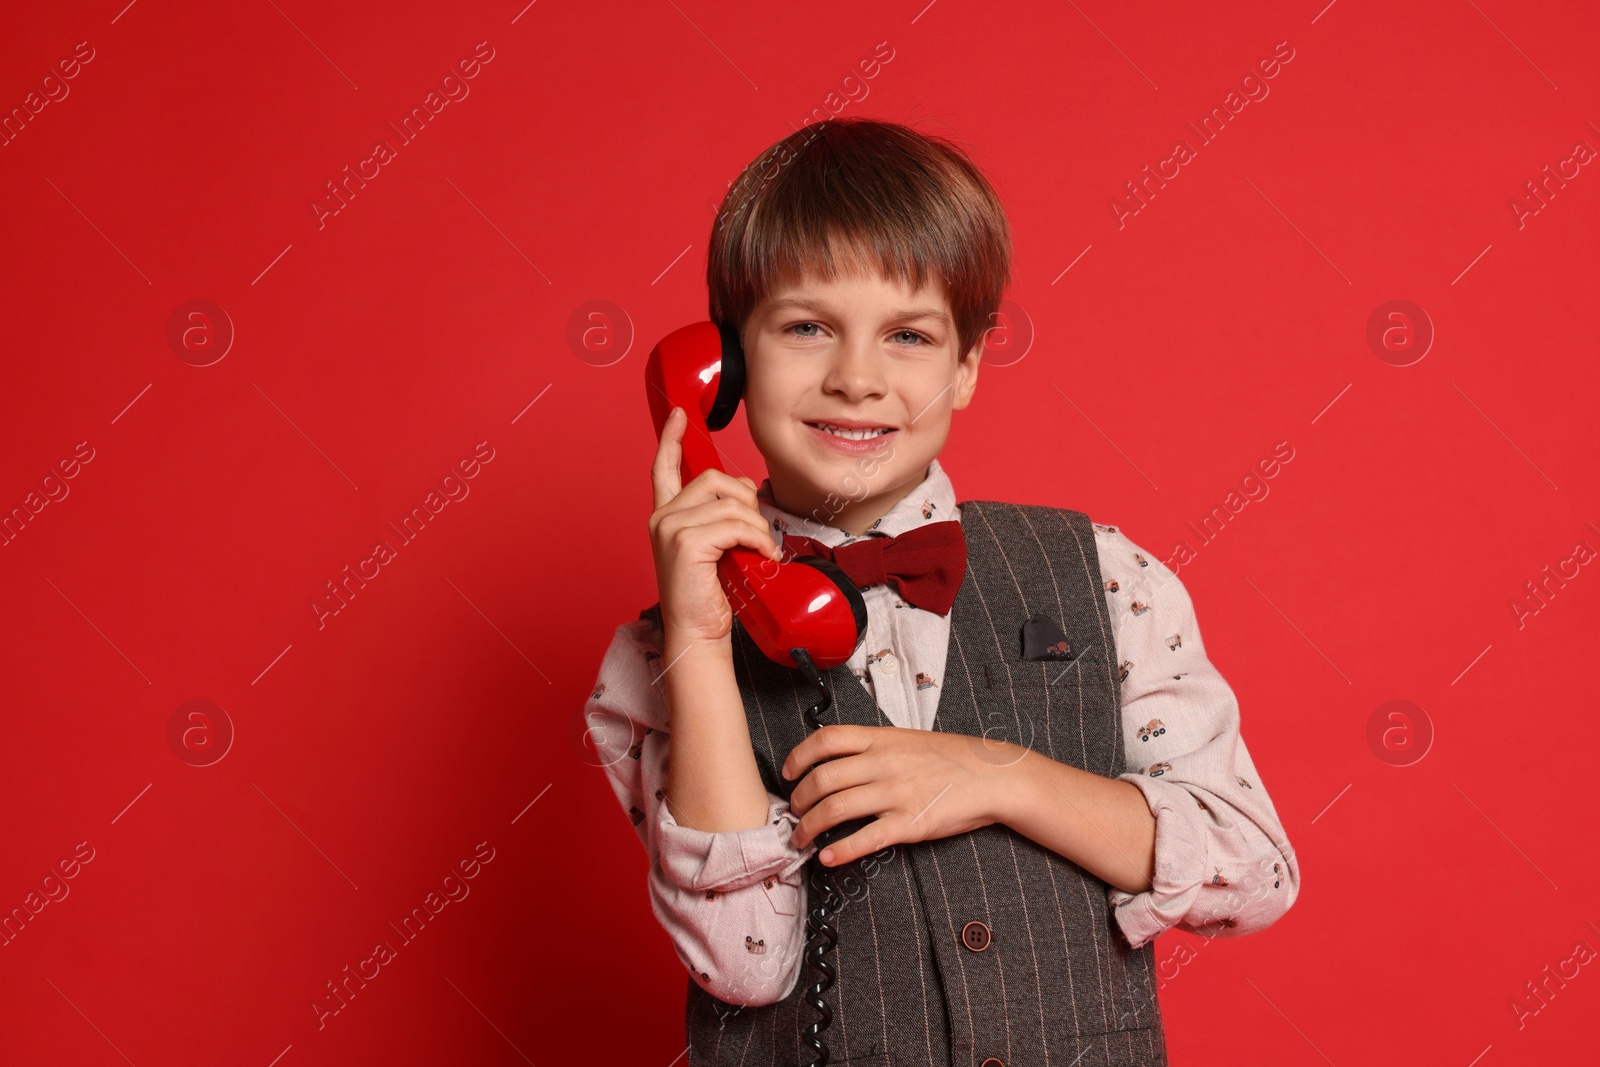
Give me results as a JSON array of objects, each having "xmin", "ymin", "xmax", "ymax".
[{"xmin": 651, "ymin": 407, "xmax": 687, "ymax": 510}]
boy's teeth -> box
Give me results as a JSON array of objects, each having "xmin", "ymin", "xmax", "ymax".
[{"xmin": 815, "ymin": 423, "xmax": 890, "ymax": 441}]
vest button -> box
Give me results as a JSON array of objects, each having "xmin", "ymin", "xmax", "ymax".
[
  {"xmin": 979, "ymin": 1059, "xmax": 1005, "ymax": 1067},
  {"xmin": 961, "ymin": 919, "xmax": 991, "ymax": 952}
]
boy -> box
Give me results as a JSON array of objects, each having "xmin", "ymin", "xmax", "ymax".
[{"xmin": 588, "ymin": 118, "xmax": 1299, "ymax": 1067}]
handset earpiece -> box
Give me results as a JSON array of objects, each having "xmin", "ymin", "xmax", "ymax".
[{"xmin": 706, "ymin": 320, "xmax": 746, "ymax": 431}]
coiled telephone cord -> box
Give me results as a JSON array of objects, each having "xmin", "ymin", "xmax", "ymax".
[{"xmin": 790, "ymin": 648, "xmax": 841, "ymax": 1067}]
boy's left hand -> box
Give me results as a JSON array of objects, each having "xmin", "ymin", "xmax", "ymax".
[{"xmin": 782, "ymin": 725, "xmax": 1020, "ymax": 866}]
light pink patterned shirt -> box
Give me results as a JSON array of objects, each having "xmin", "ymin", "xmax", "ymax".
[{"xmin": 588, "ymin": 457, "xmax": 1299, "ymax": 1006}]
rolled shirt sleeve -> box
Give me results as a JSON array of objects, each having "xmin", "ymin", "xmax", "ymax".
[
  {"xmin": 1093, "ymin": 526, "xmax": 1301, "ymax": 950},
  {"xmin": 588, "ymin": 617, "xmax": 816, "ymax": 1006}
]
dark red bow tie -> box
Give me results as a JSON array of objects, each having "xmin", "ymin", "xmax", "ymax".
[{"xmin": 779, "ymin": 521, "xmax": 967, "ymax": 616}]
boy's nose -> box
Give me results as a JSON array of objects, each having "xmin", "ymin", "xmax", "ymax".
[{"xmin": 820, "ymin": 348, "xmax": 888, "ymax": 397}]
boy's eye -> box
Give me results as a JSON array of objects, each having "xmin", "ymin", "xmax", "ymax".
[{"xmin": 782, "ymin": 323, "xmax": 931, "ymax": 345}]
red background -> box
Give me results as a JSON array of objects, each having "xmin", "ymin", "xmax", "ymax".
[{"xmin": 2, "ymin": 1, "xmax": 1597, "ymax": 1064}]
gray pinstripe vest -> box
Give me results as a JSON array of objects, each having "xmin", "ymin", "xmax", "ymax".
[{"xmin": 671, "ymin": 500, "xmax": 1169, "ymax": 1067}]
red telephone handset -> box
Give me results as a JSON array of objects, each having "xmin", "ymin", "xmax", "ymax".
[{"xmin": 645, "ymin": 321, "xmax": 867, "ymax": 671}]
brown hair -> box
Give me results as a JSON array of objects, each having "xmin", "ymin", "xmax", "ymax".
[{"xmin": 707, "ymin": 118, "xmax": 1012, "ymax": 363}]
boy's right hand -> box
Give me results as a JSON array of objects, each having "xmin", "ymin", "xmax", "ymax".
[{"xmin": 649, "ymin": 406, "xmax": 784, "ymax": 649}]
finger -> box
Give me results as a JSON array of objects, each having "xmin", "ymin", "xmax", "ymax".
[
  {"xmin": 689, "ymin": 467, "xmax": 762, "ymax": 512},
  {"xmin": 788, "ymin": 748, "xmax": 872, "ymax": 818},
  {"xmin": 665, "ymin": 514, "xmax": 784, "ymax": 566},
  {"xmin": 663, "ymin": 466, "xmax": 763, "ymax": 523},
  {"xmin": 817, "ymin": 820, "xmax": 897, "ymax": 867},
  {"xmin": 791, "ymin": 786, "xmax": 886, "ymax": 858},
  {"xmin": 650, "ymin": 407, "xmax": 686, "ymax": 511},
  {"xmin": 783, "ymin": 724, "xmax": 861, "ymax": 782},
  {"xmin": 663, "ymin": 497, "xmax": 782, "ymax": 561}
]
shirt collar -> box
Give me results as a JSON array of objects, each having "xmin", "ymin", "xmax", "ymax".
[{"xmin": 757, "ymin": 455, "xmax": 959, "ymax": 548}]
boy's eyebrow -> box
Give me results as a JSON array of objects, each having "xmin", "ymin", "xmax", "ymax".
[{"xmin": 761, "ymin": 297, "xmax": 953, "ymax": 328}]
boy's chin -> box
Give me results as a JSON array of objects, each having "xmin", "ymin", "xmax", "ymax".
[{"xmin": 786, "ymin": 446, "xmax": 925, "ymax": 491}]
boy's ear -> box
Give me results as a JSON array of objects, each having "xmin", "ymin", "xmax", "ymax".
[{"xmin": 953, "ymin": 341, "xmax": 982, "ymax": 411}]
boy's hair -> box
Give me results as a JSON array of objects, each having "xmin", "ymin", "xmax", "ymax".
[{"xmin": 707, "ymin": 117, "xmax": 1012, "ymax": 364}]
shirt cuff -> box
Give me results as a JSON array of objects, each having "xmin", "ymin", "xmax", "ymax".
[
  {"xmin": 1106, "ymin": 773, "xmax": 1212, "ymax": 949},
  {"xmin": 655, "ymin": 799, "xmax": 817, "ymax": 895}
]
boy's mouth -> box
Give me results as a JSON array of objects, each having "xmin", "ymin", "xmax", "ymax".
[{"xmin": 803, "ymin": 420, "xmax": 896, "ymax": 442}]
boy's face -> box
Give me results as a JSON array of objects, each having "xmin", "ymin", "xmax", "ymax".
[{"xmin": 740, "ymin": 259, "xmax": 981, "ymax": 535}]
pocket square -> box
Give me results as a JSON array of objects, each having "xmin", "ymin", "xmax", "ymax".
[{"xmin": 1021, "ymin": 613, "xmax": 1074, "ymax": 661}]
